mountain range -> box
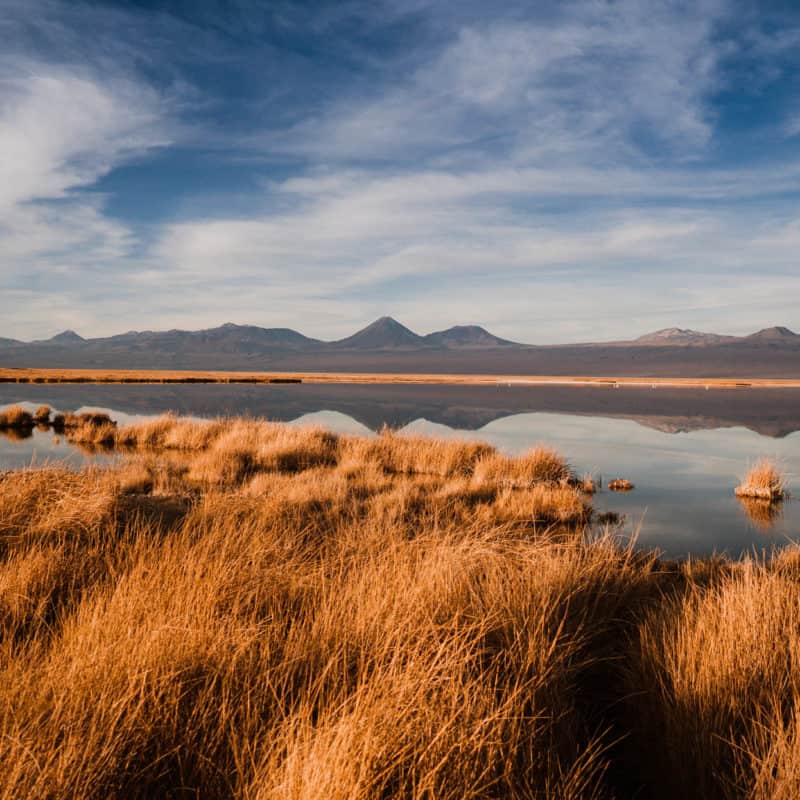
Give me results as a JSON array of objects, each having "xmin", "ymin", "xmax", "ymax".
[{"xmin": 1, "ymin": 317, "xmax": 798, "ymax": 377}]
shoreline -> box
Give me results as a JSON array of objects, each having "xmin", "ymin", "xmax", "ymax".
[{"xmin": 2, "ymin": 367, "xmax": 800, "ymax": 388}]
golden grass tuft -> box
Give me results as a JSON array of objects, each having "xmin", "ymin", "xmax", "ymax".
[
  {"xmin": 0, "ymin": 420, "xmax": 622, "ymax": 799},
  {"xmin": 32, "ymin": 405, "xmax": 51, "ymax": 424},
  {"xmin": 735, "ymin": 458, "xmax": 785, "ymax": 501},
  {"xmin": 607, "ymin": 478, "xmax": 634, "ymax": 492},
  {"xmin": 0, "ymin": 405, "xmax": 33, "ymax": 429}
]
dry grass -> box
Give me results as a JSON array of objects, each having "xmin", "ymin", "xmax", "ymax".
[
  {"xmin": 51, "ymin": 411, "xmax": 118, "ymax": 446},
  {"xmin": 607, "ymin": 478, "xmax": 634, "ymax": 492},
  {"xmin": 3, "ymin": 366, "xmax": 800, "ymax": 388},
  {"xmin": 0, "ymin": 404, "xmax": 33, "ymax": 429},
  {"xmin": 32, "ymin": 405, "xmax": 51, "ymax": 424},
  {"xmin": 736, "ymin": 458, "xmax": 785, "ymax": 501},
  {"xmin": 627, "ymin": 556, "xmax": 800, "ymax": 798},
  {"xmin": 63, "ymin": 417, "xmax": 591, "ymax": 527},
  {"xmin": 0, "ymin": 415, "xmax": 799, "ymax": 798}
]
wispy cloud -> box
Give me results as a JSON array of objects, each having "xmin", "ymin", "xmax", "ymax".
[
  {"xmin": 0, "ymin": 63, "xmax": 171, "ymax": 323},
  {"xmin": 0, "ymin": 64, "xmax": 169, "ymax": 206},
  {"xmin": 280, "ymin": 0, "xmax": 727, "ymax": 164}
]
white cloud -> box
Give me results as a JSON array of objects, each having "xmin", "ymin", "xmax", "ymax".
[
  {"xmin": 152, "ymin": 158, "xmax": 800, "ymax": 291},
  {"xmin": 0, "ymin": 60, "xmax": 171, "ymax": 289},
  {"xmin": 0, "ymin": 66, "xmax": 167, "ymax": 209}
]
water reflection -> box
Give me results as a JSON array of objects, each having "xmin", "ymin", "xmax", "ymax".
[
  {"xmin": 0, "ymin": 422, "xmax": 108, "ymax": 471},
  {"xmin": 736, "ymin": 496, "xmax": 784, "ymax": 531},
  {"xmin": 0, "ymin": 385, "xmax": 798, "ymax": 557},
  {"xmin": 2, "ymin": 382, "xmax": 800, "ymax": 436},
  {"xmin": 0, "ymin": 426, "xmax": 33, "ymax": 442}
]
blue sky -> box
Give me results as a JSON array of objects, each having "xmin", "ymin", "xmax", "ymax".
[{"xmin": 2, "ymin": 0, "xmax": 800, "ymax": 342}]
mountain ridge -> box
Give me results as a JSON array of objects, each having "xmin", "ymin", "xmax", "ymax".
[
  {"xmin": 632, "ymin": 328, "xmax": 738, "ymax": 346},
  {"xmin": 745, "ymin": 326, "xmax": 799, "ymax": 341},
  {"xmin": 332, "ymin": 317, "xmax": 424, "ymax": 349},
  {"xmin": 37, "ymin": 330, "xmax": 87, "ymax": 346},
  {"xmin": 9, "ymin": 318, "xmax": 796, "ymax": 349},
  {"xmin": 423, "ymin": 325, "xmax": 516, "ymax": 348},
  {"xmin": 1, "ymin": 318, "xmax": 798, "ymax": 377}
]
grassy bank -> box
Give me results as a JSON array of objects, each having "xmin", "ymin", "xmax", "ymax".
[
  {"xmin": 1, "ymin": 415, "xmax": 799, "ymax": 798},
  {"xmin": 3, "ymin": 366, "xmax": 800, "ymax": 387}
]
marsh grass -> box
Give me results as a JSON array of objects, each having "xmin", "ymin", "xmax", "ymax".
[
  {"xmin": 607, "ymin": 478, "xmax": 634, "ymax": 492},
  {"xmin": 0, "ymin": 416, "xmax": 799, "ymax": 798},
  {"xmin": 52, "ymin": 411, "xmax": 117, "ymax": 445},
  {"xmin": 0, "ymin": 405, "xmax": 33, "ymax": 430},
  {"xmin": 627, "ymin": 557, "xmax": 800, "ymax": 799},
  {"xmin": 32, "ymin": 405, "xmax": 51, "ymax": 424}
]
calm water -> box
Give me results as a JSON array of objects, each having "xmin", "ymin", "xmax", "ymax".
[{"xmin": 1, "ymin": 383, "xmax": 798, "ymax": 558}]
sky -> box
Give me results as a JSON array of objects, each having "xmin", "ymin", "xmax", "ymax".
[{"xmin": 2, "ymin": 0, "xmax": 800, "ymax": 343}]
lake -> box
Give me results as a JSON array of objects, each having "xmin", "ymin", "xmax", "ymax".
[{"xmin": 1, "ymin": 382, "xmax": 798, "ymax": 558}]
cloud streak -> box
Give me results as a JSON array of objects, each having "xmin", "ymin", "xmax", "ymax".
[{"xmin": 280, "ymin": 0, "xmax": 727, "ymax": 164}]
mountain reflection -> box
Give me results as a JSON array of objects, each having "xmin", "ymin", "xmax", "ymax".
[{"xmin": 1, "ymin": 383, "xmax": 800, "ymax": 437}]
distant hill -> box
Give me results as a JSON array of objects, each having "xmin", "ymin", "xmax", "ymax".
[
  {"xmin": 331, "ymin": 317, "xmax": 517, "ymax": 350},
  {"xmin": 94, "ymin": 323, "xmax": 321, "ymax": 351},
  {"xmin": 333, "ymin": 317, "xmax": 424, "ymax": 349},
  {"xmin": 744, "ymin": 326, "xmax": 799, "ymax": 342},
  {"xmin": 632, "ymin": 328, "xmax": 737, "ymax": 347},
  {"xmin": 0, "ymin": 319, "xmax": 798, "ymax": 377},
  {"xmin": 37, "ymin": 330, "xmax": 87, "ymax": 346},
  {"xmin": 424, "ymin": 325, "xmax": 516, "ymax": 348}
]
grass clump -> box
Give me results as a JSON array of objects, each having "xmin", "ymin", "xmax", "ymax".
[
  {"xmin": 52, "ymin": 411, "xmax": 117, "ymax": 446},
  {"xmin": 0, "ymin": 418, "xmax": 625, "ymax": 798},
  {"xmin": 32, "ymin": 405, "xmax": 51, "ymax": 424},
  {"xmin": 0, "ymin": 405, "xmax": 33, "ymax": 430},
  {"xmin": 735, "ymin": 458, "xmax": 785, "ymax": 501},
  {"xmin": 607, "ymin": 478, "xmax": 634, "ymax": 492}
]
